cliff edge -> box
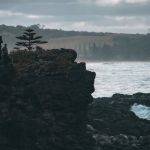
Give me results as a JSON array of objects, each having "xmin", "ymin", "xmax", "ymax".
[{"xmin": 0, "ymin": 48, "xmax": 96, "ymax": 150}]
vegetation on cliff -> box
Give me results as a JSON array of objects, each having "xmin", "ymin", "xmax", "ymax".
[{"xmin": 0, "ymin": 45, "xmax": 96, "ymax": 150}]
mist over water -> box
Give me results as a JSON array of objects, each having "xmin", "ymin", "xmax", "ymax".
[{"xmin": 86, "ymin": 62, "xmax": 150, "ymax": 98}]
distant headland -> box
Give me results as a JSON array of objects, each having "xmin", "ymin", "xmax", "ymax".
[{"xmin": 1, "ymin": 24, "xmax": 150, "ymax": 61}]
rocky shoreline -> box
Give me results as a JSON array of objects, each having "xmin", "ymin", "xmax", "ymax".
[{"xmin": 89, "ymin": 93, "xmax": 150, "ymax": 150}]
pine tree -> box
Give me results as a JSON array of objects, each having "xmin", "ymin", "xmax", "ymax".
[{"xmin": 15, "ymin": 28, "xmax": 47, "ymax": 50}]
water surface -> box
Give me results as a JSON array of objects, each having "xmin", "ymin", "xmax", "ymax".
[
  {"xmin": 131, "ymin": 103, "xmax": 150, "ymax": 120},
  {"xmin": 86, "ymin": 62, "xmax": 150, "ymax": 98}
]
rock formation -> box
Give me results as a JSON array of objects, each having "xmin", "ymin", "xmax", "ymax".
[
  {"xmin": 0, "ymin": 48, "xmax": 96, "ymax": 150},
  {"xmin": 89, "ymin": 93, "xmax": 150, "ymax": 150},
  {"xmin": 2, "ymin": 46, "xmax": 150, "ymax": 150}
]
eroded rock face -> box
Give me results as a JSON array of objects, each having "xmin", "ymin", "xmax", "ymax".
[{"xmin": 0, "ymin": 49, "xmax": 96, "ymax": 150}]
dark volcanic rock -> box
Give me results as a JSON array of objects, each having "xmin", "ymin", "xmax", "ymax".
[
  {"xmin": 89, "ymin": 93, "xmax": 150, "ymax": 150},
  {"xmin": 0, "ymin": 49, "xmax": 96, "ymax": 150}
]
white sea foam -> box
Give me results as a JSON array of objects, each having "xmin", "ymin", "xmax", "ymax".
[
  {"xmin": 131, "ymin": 103, "xmax": 150, "ymax": 120},
  {"xmin": 86, "ymin": 62, "xmax": 150, "ymax": 98}
]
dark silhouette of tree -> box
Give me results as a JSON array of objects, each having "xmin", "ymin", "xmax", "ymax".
[
  {"xmin": 1, "ymin": 44, "xmax": 11, "ymax": 64},
  {"xmin": 15, "ymin": 28, "xmax": 47, "ymax": 50},
  {"xmin": 0, "ymin": 36, "xmax": 3, "ymax": 60}
]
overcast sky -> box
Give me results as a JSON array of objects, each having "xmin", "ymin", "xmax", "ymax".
[{"xmin": 0, "ymin": 0, "xmax": 150, "ymax": 33}]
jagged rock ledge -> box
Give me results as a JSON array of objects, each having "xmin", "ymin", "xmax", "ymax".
[
  {"xmin": 0, "ymin": 48, "xmax": 96, "ymax": 150},
  {"xmin": 89, "ymin": 93, "xmax": 150, "ymax": 150}
]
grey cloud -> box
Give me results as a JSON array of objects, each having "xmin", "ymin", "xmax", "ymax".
[
  {"xmin": 3, "ymin": 2, "xmax": 149, "ymax": 17},
  {"xmin": 0, "ymin": 0, "xmax": 73, "ymax": 4},
  {"xmin": 0, "ymin": 0, "xmax": 149, "ymax": 33}
]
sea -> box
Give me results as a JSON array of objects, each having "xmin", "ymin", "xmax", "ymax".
[
  {"xmin": 86, "ymin": 62, "xmax": 150, "ymax": 120},
  {"xmin": 87, "ymin": 62, "xmax": 150, "ymax": 98}
]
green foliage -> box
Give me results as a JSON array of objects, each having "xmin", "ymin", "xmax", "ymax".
[
  {"xmin": 16, "ymin": 28, "xmax": 47, "ymax": 50},
  {"xmin": 10, "ymin": 47, "xmax": 53, "ymax": 65},
  {"xmin": 10, "ymin": 49, "xmax": 36, "ymax": 65}
]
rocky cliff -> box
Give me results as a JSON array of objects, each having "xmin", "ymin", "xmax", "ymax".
[
  {"xmin": 1, "ymin": 48, "xmax": 150, "ymax": 150},
  {"xmin": 0, "ymin": 49, "xmax": 96, "ymax": 150}
]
